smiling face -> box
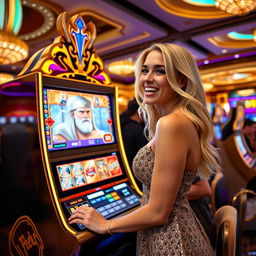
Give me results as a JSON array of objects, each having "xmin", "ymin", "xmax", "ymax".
[{"xmin": 139, "ymin": 50, "xmax": 178, "ymax": 114}]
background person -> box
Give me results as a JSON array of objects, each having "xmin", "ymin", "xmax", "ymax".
[
  {"xmin": 69, "ymin": 43, "xmax": 220, "ymax": 256},
  {"xmin": 120, "ymin": 98, "xmax": 148, "ymax": 190},
  {"xmin": 242, "ymin": 118, "xmax": 256, "ymax": 154},
  {"xmin": 187, "ymin": 176, "xmax": 215, "ymax": 248},
  {"xmin": 120, "ymin": 98, "xmax": 148, "ymax": 168}
]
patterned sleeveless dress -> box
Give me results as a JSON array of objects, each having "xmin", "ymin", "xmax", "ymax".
[{"xmin": 132, "ymin": 146, "xmax": 213, "ymax": 256}]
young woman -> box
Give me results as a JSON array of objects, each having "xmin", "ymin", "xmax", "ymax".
[{"xmin": 69, "ymin": 43, "xmax": 220, "ymax": 255}]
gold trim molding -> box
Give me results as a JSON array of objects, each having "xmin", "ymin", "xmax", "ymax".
[{"xmin": 155, "ymin": 0, "xmax": 233, "ymax": 19}]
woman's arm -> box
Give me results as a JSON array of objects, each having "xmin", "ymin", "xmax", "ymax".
[{"xmin": 69, "ymin": 113, "xmax": 194, "ymax": 234}]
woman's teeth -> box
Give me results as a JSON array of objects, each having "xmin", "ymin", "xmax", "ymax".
[{"xmin": 145, "ymin": 87, "xmax": 158, "ymax": 92}]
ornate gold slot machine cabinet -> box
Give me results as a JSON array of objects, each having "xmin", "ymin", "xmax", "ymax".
[{"xmin": 0, "ymin": 13, "xmax": 141, "ymax": 256}]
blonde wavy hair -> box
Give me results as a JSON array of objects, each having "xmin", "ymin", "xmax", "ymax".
[{"xmin": 134, "ymin": 43, "xmax": 220, "ymax": 178}]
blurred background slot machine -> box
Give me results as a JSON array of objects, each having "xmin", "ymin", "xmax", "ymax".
[{"xmin": 218, "ymin": 101, "xmax": 256, "ymax": 199}]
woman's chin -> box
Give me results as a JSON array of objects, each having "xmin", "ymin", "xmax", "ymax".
[{"xmin": 144, "ymin": 98, "xmax": 156, "ymax": 105}]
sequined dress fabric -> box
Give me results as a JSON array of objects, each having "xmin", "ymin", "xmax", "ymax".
[{"xmin": 132, "ymin": 146, "xmax": 213, "ymax": 256}]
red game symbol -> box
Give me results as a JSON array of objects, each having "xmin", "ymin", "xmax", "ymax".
[
  {"xmin": 107, "ymin": 119, "xmax": 112, "ymax": 125},
  {"xmin": 45, "ymin": 117, "xmax": 55, "ymax": 127}
]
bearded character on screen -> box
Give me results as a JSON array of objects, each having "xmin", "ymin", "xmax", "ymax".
[{"xmin": 53, "ymin": 95, "xmax": 106, "ymax": 141}]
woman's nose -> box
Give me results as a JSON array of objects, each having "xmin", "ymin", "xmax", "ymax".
[{"xmin": 145, "ymin": 72, "xmax": 153, "ymax": 82}]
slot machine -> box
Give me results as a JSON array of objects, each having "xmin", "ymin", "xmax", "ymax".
[
  {"xmin": 0, "ymin": 12, "xmax": 141, "ymax": 255},
  {"xmin": 39, "ymin": 74, "xmax": 141, "ymax": 236},
  {"xmin": 218, "ymin": 102, "xmax": 256, "ymax": 199},
  {"xmin": 212, "ymin": 103, "xmax": 227, "ymax": 141}
]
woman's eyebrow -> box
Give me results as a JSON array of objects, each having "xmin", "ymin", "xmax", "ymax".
[
  {"xmin": 154, "ymin": 65, "xmax": 165, "ymax": 68},
  {"xmin": 142, "ymin": 64, "xmax": 165, "ymax": 68}
]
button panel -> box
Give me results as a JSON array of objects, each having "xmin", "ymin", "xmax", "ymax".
[{"xmin": 63, "ymin": 182, "xmax": 141, "ymax": 231}]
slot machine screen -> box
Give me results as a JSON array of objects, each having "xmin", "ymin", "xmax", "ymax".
[
  {"xmin": 53, "ymin": 152, "xmax": 125, "ymax": 198},
  {"xmin": 43, "ymin": 88, "xmax": 116, "ymax": 151},
  {"xmin": 235, "ymin": 135, "xmax": 247, "ymax": 155},
  {"xmin": 234, "ymin": 134, "xmax": 255, "ymax": 167}
]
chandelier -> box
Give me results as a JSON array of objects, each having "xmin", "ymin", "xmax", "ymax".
[
  {"xmin": 107, "ymin": 59, "xmax": 135, "ymax": 77},
  {"xmin": 215, "ymin": 0, "xmax": 256, "ymax": 16},
  {"xmin": 0, "ymin": 0, "xmax": 28, "ymax": 65}
]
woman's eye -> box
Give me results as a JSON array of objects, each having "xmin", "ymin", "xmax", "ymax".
[
  {"xmin": 155, "ymin": 69, "xmax": 165, "ymax": 74},
  {"xmin": 141, "ymin": 68, "xmax": 148, "ymax": 74}
]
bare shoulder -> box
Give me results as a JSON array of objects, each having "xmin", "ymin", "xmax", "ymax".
[{"xmin": 156, "ymin": 111, "xmax": 194, "ymax": 136}]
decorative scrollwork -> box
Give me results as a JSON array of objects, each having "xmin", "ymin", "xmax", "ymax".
[{"xmin": 19, "ymin": 11, "xmax": 111, "ymax": 85}]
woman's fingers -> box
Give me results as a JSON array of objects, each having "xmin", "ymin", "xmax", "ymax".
[
  {"xmin": 69, "ymin": 207, "xmax": 86, "ymax": 220},
  {"xmin": 68, "ymin": 206, "xmax": 107, "ymax": 234}
]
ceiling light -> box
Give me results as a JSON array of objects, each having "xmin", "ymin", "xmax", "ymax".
[
  {"xmin": 215, "ymin": 0, "xmax": 256, "ymax": 16},
  {"xmin": 107, "ymin": 59, "xmax": 135, "ymax": 77},
  {"xmin": 0, "ymin": 73, "xmax": 15, "ymax": 85},
  {"xmin": 0, "ymin": 0, "xmax": 28, "ymax": 65}
]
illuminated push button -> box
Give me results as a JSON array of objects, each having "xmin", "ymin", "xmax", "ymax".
[
  {"xmin": 110, "ymin": 202, "xmax": 117, "ymax": 207},
  {"xmin": 114, "ymin": 206, "xmax": 121, "ymax": 211},
  {"xmin": 97, "ymin": 207, "xmax": 105, "ymax": 212},
  {"xmin": 111, "ymin": 192, "xmax": 117, "ymax": 197},
  {"xmin": 78, "ymin": 223, "xmax": 86, "ymax": 230},
  {"xmin": 106, "ymin": 194, "xmax": 112, "ymax": 199},
  {"xmin": 101, "ymin": 211, "xmax": 108, "ymax": 216},
  {"xmin": 104, "ymin": 134, "xmax": 112, "ymax": 142},
  {"xmin": 108, "ymin": 208, "xmax": 115, "ymax": 213},
  {"xmin": 114, "ymin": 196, "xmax": 120, "ymax": 200}
]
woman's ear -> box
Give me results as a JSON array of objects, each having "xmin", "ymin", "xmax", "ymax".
[{"xmin": 178, "ymin": 77, "xmax": 187, "ymax": 89}]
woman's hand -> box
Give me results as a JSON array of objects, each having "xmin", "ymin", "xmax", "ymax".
[{"xmin": 68, "ymin": 206, "xmax": 108, "ymax": 234}]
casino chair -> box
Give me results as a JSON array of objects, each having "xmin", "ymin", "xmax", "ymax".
[
  {"xmin": 214, "ymin": 205, "xmax": 238, "ymax": 256},
  {"xmin": 232, "ymin": 189, "xmax": 256, "ymax": 255},
  {"xmin": 211, "ymin": 171, "xmax": 230, "ymax": 214}
]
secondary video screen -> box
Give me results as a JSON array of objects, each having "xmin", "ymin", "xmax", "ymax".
[
  {"xmin": 43, "ymin": 88, "xmax": 115, "ymax": 151},
  {"xmin": 235, "ymin": 135, "xmax": 247, "ymax": 155},
  {"xmin": 56, "ymin": 153, "xmax": 123, "ymax": 192},
  {"xmin": 213, "ymin": 124, "xmax": 222, "ymax": 140}
]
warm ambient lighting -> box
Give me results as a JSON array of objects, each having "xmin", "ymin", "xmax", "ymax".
[
  {"xmin": 107, "ymin": 59, "xmax": 135, "ymax": 77},
  {"xmin": 215, "ymin": 0, "xmax": 256, "ymax": 16},
  {"xmin": 0, "ymin": 0, "xmax": 28, "ymax": 65},
  {"xmin": 0, "ymin": 72, "xmax": 15, "ymax": 84}
]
